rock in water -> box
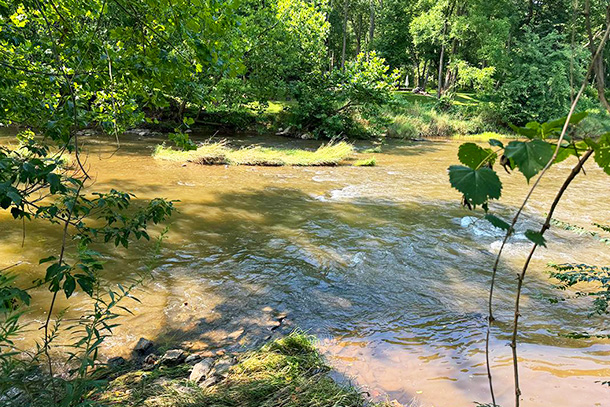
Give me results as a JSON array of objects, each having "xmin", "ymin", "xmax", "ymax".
[
  {"xmin": 134, "ymin": 338, "xmax": 154, "ymax": 354},
  {"xmin": 189, "ymin": 359, "xmax": 214, "ymax": 383},
  {"xmin": 160, "ymin": 349, "xmax": 186, "ymax": 366}
]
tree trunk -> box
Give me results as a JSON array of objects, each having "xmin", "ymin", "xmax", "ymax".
[
  {"xmin": 368, "ymin": 0, "xmax": 375, "ymax": 53},
  {"xmin": 437, "ymin": 43, "xmax": 446, "ymax": 98},
  {"xmin": 585, "ymin": 0, "xmax": 610, "ymax": 114},
  {"xmin": 437, "ymin": 0, "xmax": 456, "ymax": 99},
  {"xmin": 423, "ymin": 60, "xmax": 430, "ymax": 90},
  {"xmin": 341, "ymin": 0, "xmax": 349, "ymax": 70},
  {"xmin": 356, "ymin": 14, "xmax": 363, "ymax": 55}
]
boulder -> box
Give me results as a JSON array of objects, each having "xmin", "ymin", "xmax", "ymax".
[
  {"xmin": 199, "ymin": 375, "xmax": 219, "ymax": 389},
  {"xmin": 142, "ymin": 354, "xmax": 158, "ymax": 371}
]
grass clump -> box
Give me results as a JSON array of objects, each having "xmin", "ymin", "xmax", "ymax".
[
  {"xmin": 99, "ymin": 333, "xmax": 389, "ymax": 407},
  {"xmin": 153, "ymin": 141, "xmax": 355, "ymax": 166},
  {"xmin": 353, "ymin": 158, "xmax": 376, "ymax": 166}
]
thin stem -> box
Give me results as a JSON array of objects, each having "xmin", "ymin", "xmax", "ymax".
[
  {"xmin": 510, "ymin": 149, "xmax": 593, "ymax": 405},
  {"xmin": 484, "ymin": 19, "xmax": 610, "ymax": 407},
  {"xmin": 43, "ymin": 183, "xmax": 83, "ymax": 390}
]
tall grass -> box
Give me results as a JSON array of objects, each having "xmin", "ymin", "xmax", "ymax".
[
  {"xmin": 153, "ymin": 140, "xmax": 355, "ymax": 166},
  {"xmin": 385, "ymin": 102, "xmax": 489, "ymax": 139}
]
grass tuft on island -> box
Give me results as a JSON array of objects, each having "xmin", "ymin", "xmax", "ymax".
[
  {"xmin": 153, "ymin": 140, "xmax": 356, "ymax": 166},
  {"xmin": 98, "ymin": 332, "xmax": 391, "ymax": 407}
]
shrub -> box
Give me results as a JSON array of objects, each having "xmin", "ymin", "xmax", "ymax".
[{"xmin": 288, "ymin": 52, "xmax": 399, "ymax": 139}]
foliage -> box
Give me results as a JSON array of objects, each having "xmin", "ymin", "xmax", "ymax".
[
  {"xmin": 496, "ymin": 30, "xmax": 585, "ymax": 124},
  {"xmin": 447, "ymin": 112, "xmax": 602, "ymax": 215},
  {"xmin": 549, "ymin": 262, "xmax": 610, "ymax": 318},
  {"xmin": 384, "ymin": 97, "xmax": 492, "ymax": 139},
  {"xmin": 448, "ymin": 60, "xmax": 496, "ymax": 93},
  {"xmin": 353, "ymin": 157, "xmax": 376, "ymax": 166},
  {"xmin": 237, "ymin": 0, "xmax": 330, "ymax": 101},
  {"xmin": 288, "ymin": 52, "xmax": 399, "ymax": 138}
]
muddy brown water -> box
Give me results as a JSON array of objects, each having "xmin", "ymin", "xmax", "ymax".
[{"xmin": 1, "ymin": 130, "xmax": 609, "ymax": 406}]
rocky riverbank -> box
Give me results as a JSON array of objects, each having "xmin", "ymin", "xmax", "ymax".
[{"xmin": 94, "ymin": 332, "xmax": 394, "ymax": 407}]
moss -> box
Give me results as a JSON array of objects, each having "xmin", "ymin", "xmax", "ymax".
[
  {"xmin": 153, "ymin": 141, "xmax": 356, "ymax": 166},
  {"xmin": 98, "ymin": 332, "xmax": 391, "ymax": 407}
]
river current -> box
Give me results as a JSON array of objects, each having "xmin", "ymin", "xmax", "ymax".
[{"xmin": 1, "ymin": 131, "xmax": 609, "ymax": 406}]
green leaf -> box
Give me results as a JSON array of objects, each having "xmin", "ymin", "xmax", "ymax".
[
  {"xmin": 544, "ymin": 112, "xmax": 589, "ymax": 134},
  {"xmin": 458, "ymin": 143, "xmax": 497, "ymax": 169},
  {"xmin": 489, "ymin": 139, "xmax": 504, "ymax": 148},
  {"xmin": 592, "ymin": 133, "xmax": 610, "ymax": 175},
  {"xmin": 76, "ymin": 275, "xmax": 94, "ymax": 296},
  {"xmin": 485, "ymin": 214, "xmax": 510, "ymax": 230},
  {"xmin": 47, "ymin": 173, "xmax": 62, "ymax": 194},
  {"xmin": 39, "ymin": 255, "xmax": 57, "ymax": 264},
  {"xmin": 525, "ymin": 229, "xmax": 547, "ymax": 247},
  {"xmin": 509, "ymin": 123, "xmax": 537, "ymax": 139},
  {"xmin": 504, "ymin": 140, "xmax": 554, "ymax": 182},
  {"xmin": 448, "ymin": 165, "xmax": 502, "ymax": 207},
  {"xmin": 63, "ymin": 275, "xmax": 76, "ymax": 298},
  {"xmin": 45, "ymin": 262, "xmax": 68, "ymax": 282},
  {"xmin": 6, "ymin": 190, "xmax": 22, "ymax": 206}
]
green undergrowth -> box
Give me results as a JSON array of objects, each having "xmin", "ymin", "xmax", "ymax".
[
  {"xmin": 98, "ymin": 333, "xmax": 390, "ymax": 407},
  {"xmin": 153, "ymin": 140, "xmax": 356, "ymax": 166},
  {"xmin": 384, "ymin": 92, "xmax": 501, "ymax": 139}
]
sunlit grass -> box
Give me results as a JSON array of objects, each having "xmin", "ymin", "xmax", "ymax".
[
  {"xmin": 450, "ymin": 131, "xmax": 517, "ymax": 141},
  {"xmin": 99, "ymin": 332, "xmax": 391, "ymax": 407},
  {"xmin": 153, "ymin": 140, "xmax": 356, "ymax": 166},
  {"xmin": 353, "ymin": 158, "xmax": 376, "ymax": 166}
]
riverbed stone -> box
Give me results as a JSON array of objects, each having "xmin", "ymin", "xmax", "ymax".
[
  {"xmin": 212, "ymin": 355, "xmax": 236, "ymax": 377},
  {"xmin": 199, "ymin": 375, "xmax": 219, "ymax": 389},
  {"xmin": 107, "ymin": 356, "xmax": 126, "ymax": 368},
  {"xmin": 160, "ymin": 349, "xmax": 186, "ymax": 366},
  {"xmin": 227, "ymin": 328, "xmax": 244, "ymax": 340},
  {"xmin": 189, "ymin": 358, "xmax": 214, "ymax": 383},
  {"xmin": 141, "ymin": 354, "xmax": 158, "ymax": 370},
  {"xmin": 134, "ymin": 338, "xmax": 153, "ymax": 354},
  {"xmin": 185, "ymin": 354, "xmax": 202, "ymax": 365}
]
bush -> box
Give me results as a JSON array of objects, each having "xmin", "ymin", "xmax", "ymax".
[{"xmin": 288, "ymin": 52, "xmax": 399, "ymax": 139}]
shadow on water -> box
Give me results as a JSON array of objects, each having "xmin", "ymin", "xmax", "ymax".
[{"xmin": 2, "ymin": 129, "xmax": 609, "ymax": 405}]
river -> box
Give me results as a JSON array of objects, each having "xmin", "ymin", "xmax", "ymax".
[{"xmin": 1, "ymin": 131, "xmax": 609, "ymax": 406}]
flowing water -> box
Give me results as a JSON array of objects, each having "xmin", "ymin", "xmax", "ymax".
[{"xmin": 1, "ymin": 130, "xmax": 610, "ymax": 406}]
